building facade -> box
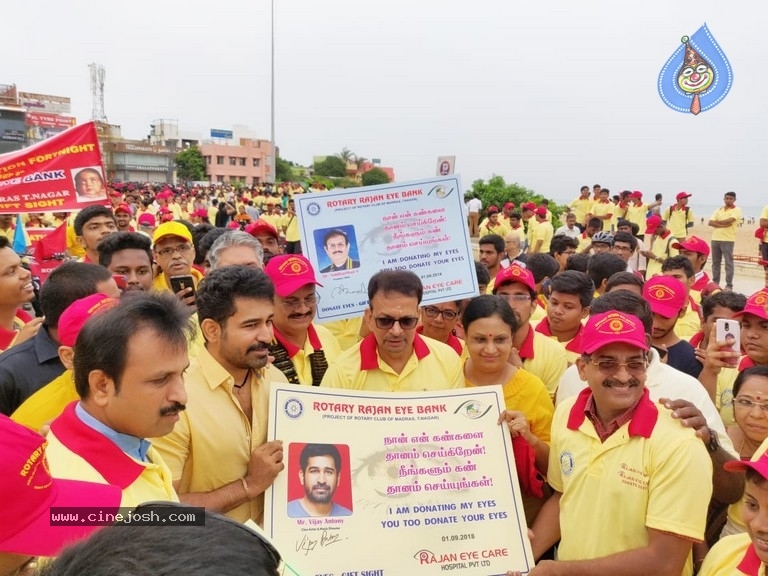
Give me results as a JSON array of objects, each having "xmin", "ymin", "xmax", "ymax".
[{"xmin": 199, "ymin": 139, "xmax": 273, "ymax": 185}]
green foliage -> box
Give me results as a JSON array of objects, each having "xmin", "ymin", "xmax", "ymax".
[
  {"xmin": 362, "ymin": 168, "xmax": 390, "ymax": 186},
  {"xmin": 314, "ymin": 155, "xmax": 347, "ymax": 177},
  {"xmin": 174, "ymin": 146, "xmax": 206, "ymax": 182},
  {"xmin": 275, "ymin": 156, "xmax": 294, "ymax": 182},
  {"xmin": 467, "ymin": 175, "xmax": 565, "ymax": 221},
  {"xmin": 329, "ymin": 177, "xmax": 360, "ymax": 189}
]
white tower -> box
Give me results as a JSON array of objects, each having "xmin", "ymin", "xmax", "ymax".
[{"xmin": 89, "ymin": 63, "xmax": 107, "ymax": 122}]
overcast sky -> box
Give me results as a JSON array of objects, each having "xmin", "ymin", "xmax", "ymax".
[{"xmin": 5, "ymin": 0, "xmax": 765, "ymax": 206}]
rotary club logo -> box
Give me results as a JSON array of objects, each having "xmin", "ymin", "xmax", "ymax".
[
  {"xmin": 279, "ymin": 256, "xmax": 309, "ymax": 277},
  {"xmin": 595, "ymin": 312, "xmax": 637, "ymax": 335},
  {"xmin": 754, "ymin": 292, "xmax": 768, "ymax": 307},
  {"xmin": 651, "ymin": 284, "xmax": 675, "ymax": 301}
]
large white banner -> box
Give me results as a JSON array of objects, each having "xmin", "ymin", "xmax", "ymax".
[
  {"xmin": 295, "ymin": 176, "xmax": 477, "ymax": 321},
  {"xmin": 265, "ymin": 384, "xmax": 535, "ymax": 576}
]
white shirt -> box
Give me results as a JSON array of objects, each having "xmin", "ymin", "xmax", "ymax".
[
  {"xmin": 555, "ymin": 348, "xmax": 735, "ymax": 455},
  {"xmin": 554, "ymin": 225, "xmax": 580, "ymax": 239},
  {"xmin": 467, "ymin": 198, "xmax": 482, "ymax": 213}
]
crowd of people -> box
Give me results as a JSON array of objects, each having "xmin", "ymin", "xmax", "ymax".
[{"xmin": 0, "ymin": 179, "xmax": 767, "ymax": 575}]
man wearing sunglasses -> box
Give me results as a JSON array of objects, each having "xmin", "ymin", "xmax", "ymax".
[
  {"xmin": 321, "ymin": 270, "xmax": 463, "ymax": 391},
  {"xmin": 264, "ymin": 255, "xmax": 341, "ymax": 385},
  {"xmin": 522, "ymin": 310, "xmax": 711, "ymax": 575}
]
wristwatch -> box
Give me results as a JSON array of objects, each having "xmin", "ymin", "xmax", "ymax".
[{"xmin": 706, "ymin": 428, "xmax": 721, "ymax": 453}]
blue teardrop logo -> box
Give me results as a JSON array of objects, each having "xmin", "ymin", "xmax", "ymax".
[{"xmin": 658, "ymin": 23, "xmax": 733, "ymax": 115}]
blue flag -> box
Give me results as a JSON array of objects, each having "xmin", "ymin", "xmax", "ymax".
[{"xmin": 12, "ymin": 214, "xmax": 27, "ymax": 255}]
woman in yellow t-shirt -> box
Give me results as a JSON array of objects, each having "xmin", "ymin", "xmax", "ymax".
[{"xmin": 461, "ymin": 294, "xmax": 554, "ymax": 524}]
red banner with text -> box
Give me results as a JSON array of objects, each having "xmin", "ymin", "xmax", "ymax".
[{"xmin": 0, "ymin": 122, "xmax": 108, "ymax": 214}]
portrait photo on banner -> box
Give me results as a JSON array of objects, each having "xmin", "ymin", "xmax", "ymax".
[
  {"xmin": 72, "ymin": 166, "xmax": 107, "ymax": 202},
  {"xmin": 314, "ymin": 225, "xmax": 361, "ymax": 274},
  {"xmin": 286, "ymin": 442, "xmax": 353, "ymax": 518}
]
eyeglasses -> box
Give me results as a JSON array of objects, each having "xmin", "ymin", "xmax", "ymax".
[
  {"xmin": 280, "ymin": 292, "xmax": 318, "ymax": 310},
  {"xmin": 155, "ymin": 243, "xmax": 193, "ymax": 258},
  {"xmin": 583, "ymin": 355, "xmax": 648, "ymax": 374},
  {"xmin": 423, "ymin": 306, "xmax": 459, "ymax": 321},
  {"xmin": 496, "ymin": 294, "xmax": 532, "ymax": 303},
  {"xmin": 612, "ymin": 245, "xmax": 633, "ymax": 253},
  {"xmin": 374, "ymin": 316, "xmax": 419, "ymax": 330},
  {"xmin": 734, "ymin": 397, "xmax": 768, "ymax": 413}
]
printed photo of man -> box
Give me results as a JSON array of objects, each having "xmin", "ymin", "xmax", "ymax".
[
  {"xmin": 320, "ymin": 228, "xmax": 360, "ymax": 273},
  {"xmin": 287, "ymin": 443, "xmax": 352, "ymax": 517}
]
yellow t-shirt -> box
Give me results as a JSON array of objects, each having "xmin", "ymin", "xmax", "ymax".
[
  {"xmin": 66, "ymin": 217, "xmax": 86, "ymax": 258},
  {"xmin": 11, "ymin": 370, "xmax": 77, "ymax": 432},
  {"xmin": 716, "ymin": 365, "xmax": 740, "ymax": 427},
  {"xmin": 46, "ymin": 403, "xmax": 178, "ymax": 508},
  {"xmin": 673, "ymin": 305, "xmax": 701, "ymax": 342},
  {"xmin": 151, "ymin": 345, "xmax": 288, "ymax": 524},
  {"xmin": 272, "ymin": 324, "xmax": 342, "ymax": 385},
  {"xmin": 549, "ymin": 390, "xmax": 711, "ymax": 576},
  {"xmin": 284, "ymin": 213, "xmax": 300, "ymax": 242},
  {"xmin": 698, "ymin": 533, "xmax": 764, "ymax": 576},
  {"xmin": 478, "ymin": 220, "xmax": 511, "ymax": 239},
  {"xmin": 625, "ymin": 203, "xmax": 648, "ymax": 232},
  {"xmin": 152, "ymin": 267, "xmax": 204, "ymax": 293},
  {"xmin": 589, "ymin": 201, "xmax": 614, "ymax": 231},
  {"xmin": 568, "ymin": 198, "xmax": 592, "ymax": 226},
  {"xmin": 664, "ymin": 206, "xmax": 695, "ymax": 239},
  {"xmin": 318, "ymin": 317, "xmax": 363, "ymax": 351},
  {"xmin": 531, "ymin": 221, "xmax": 554, "ymax": 253},
  {"xmin": 645, "ymin": 232, "xmax": 679, "ymax": 278},
  {"xmin": 516, "ymin": 327, "xmax": 569, "ymax": 400},
  {"xmin": 710, "ymin": 206, "xmax": 743, "ymax": 242},
  {"xmin": 320, "ymin": 333, "xmax": 464, "ymax": 392},
  {"xmin": 761, "ymin": 205, "xmax": 768, "ymax": 243}
]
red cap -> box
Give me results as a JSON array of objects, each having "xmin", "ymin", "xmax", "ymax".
[
  {"xmin": 676, "ymin": 191, "xmax": 692, "ymax": 201},
  {"xmin": 0, "ymin": 414, "xmax": 121, "ymax": 556},
  {"xmin": 245, "ymin": 220, "xmax": 279, "ymax": 240},
  {"xmin": 672, "ymin": 235, "xmax": 710, "ymax": 257},
  {"xmin": 108, "ymin": 190, "xmax": 122, "ymax": 198},
  {"xmin": 114, "ymin": 203, "xmax": 131, "ymax": 215},
  {"xmin": 264, "ymin": 254, "xmax": 323, "ymax": 298},
  {"xmin": 724, "ymin": 449, "xmax": 768, "ymax": 478},
  {"xmin": 58, "ymin": 293, "xmax": 120, "ymax": 347},
  {"xmin": 645, "ymin": 215, "xmax": 662, "ymax": 235},
  {"xmin": 137, "ymin": 213, "xmax": 156, "ymax": 227},
  {"xmin": 493, "ymin": 263, "xmax": 535, "ymax": 293},
  {"xmin": 487, "ymin": 205, "xmax": 499, "ymax": 214},
  {"xmin": 504, "ymin": 202, "xmax": 515, "ymax": 210},
  {"xmin": 191, "ymin": 209, "xmax": 208, "ymax": 218},
  {"xmin": 522, "ymin": 202, "xmax": 536, "ymax": 211},
  {"xmin": 643, "ymin": 276, "xmax": 687, "ymax": 319},
  {"xmin": 631, "ymin": 191, "xmax": 643, "ymax": 199},
  {"xmin": 227, "ymin": 221, "xmax": 240, "ymax": 229},
  {"xmin": 581, "ymin": 311, "xmax": 649, "ymax": 355},
  {"xmin": 734, "ymin": 289, "xmax": 768, "ymax": 322},
  {"xmin": 535, "ymin": 206, "xmax": 548, "ymax": 217}
]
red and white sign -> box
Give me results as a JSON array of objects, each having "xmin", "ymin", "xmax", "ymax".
[
  {"xmin": 0, "ymin": 122, "xmax": 108, "ymax": 214},
  {"xmin": 25, "ymin": 113, "xmax": 76, "ymax": 129}
]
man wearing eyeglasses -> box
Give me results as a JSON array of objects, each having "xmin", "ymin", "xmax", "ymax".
[
  {"xmin": 321, "ymin": 270, "xmax": 463, "ymax": 391},
  {"xmin": 417, "ymin": 300, "xmax": 464, "ymax": 356},
  {"xmin": 492, "ymin": 264, "xmax": 568, "ymax": 399},
  {"xmin": 521, "ymin": 310, "xmax": 712, "ymax": 575},
  {"xmin": 264, "ymin": 255, "xmax": 341, "ymax": 385},
  {"xmin": 151, "ymin": 221, "xmax": 201, "ymax": 305}
]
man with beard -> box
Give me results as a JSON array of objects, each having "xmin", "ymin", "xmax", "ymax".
[
  {"xmin": 44, "ymin": 292, "xmax": 194, "ymax": 507},
  {"xmin": 246, "ymin": 220, "xmax": 281, "ymax": 264},
  {"xmin": 152, "ymin": 266, "xmax": 288, "ymax": 524},
  {"xmin": 287, "ymin": 443, "xmax": 351, "ymax": 517},
  {"xmin": 479, "ymin": 234, "xmax": 505, "ymax": 294},
  {"xmin": 98, "ymin": 232, "xmax": 154, "ymax": 293},
  {"xmin": 264, "ymin": 255, "xmax": 341, "ymax": 385},
  {"xmin": 113, "ymin": 203, "xmax": 135, "ymax": 233},
  {"xmin": 519, "ymin": 310, "xmax": 711, "ymax": 574}
]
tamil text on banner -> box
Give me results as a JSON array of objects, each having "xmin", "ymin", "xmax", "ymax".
[
  {"xmin": 0, "ymin": 122, "xmax": 107, "ymax": 214},
  {"xmin": 265, "ymin": 384, "xmax": 534, "ymax": 576},
  {"xmin": 436, "ymin": 156, "xmax": 455, "ymax": 176},
  {"xmin": 295, "ymin": 176, "xmax": 477, "ymax": 321}
]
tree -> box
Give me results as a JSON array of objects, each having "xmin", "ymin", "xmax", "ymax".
[
  {"xmin": 468, "ymin": 175, "xmax": 565, "ymax": 221},
  {"xmin": 336, "ymin": 147, "xmax": 355, "ymax": 165},
  {"xmin": 314, "ymin": 156, "xmax": 347, "ymax": 177},
  {"xmin": 275, "ymin": 157, "xmax": 294, "ymax": 182},
  {"xmin": 362, "ymin": 168, "xmax": 390, "ymax": 186},
  {"xmin": 175, "ymin": 146, "xmax": 206, "ymax": 182}
]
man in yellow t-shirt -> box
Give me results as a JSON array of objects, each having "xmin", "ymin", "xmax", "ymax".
[
  {"xmin": 45, "ymin": 292, "xmax": 193, "ymax": 508},
  {"xmin": 530, "ymin": 207, "xmax": 554, "ymax": 254},
  {"xmin": 151, "ymin": 222, "xmax": 203, "ymax": 299},
  {"xmin": 283, "ymin": 199, "xmax": 301, "ymax": 254},
  {"xmin": 587, "ymin": 189, "xmax": 614, "ymax": 232},
  {"xmin": 663, "ymin": 192, "xmax": 695, "ymax": 239},
  {"xmin": 152, "ymin": 266, "xmax": 287, "ymax": 524},
  {"xmin": 528, "ymin": 311, "xmax": 711, "ymax": 574},
  {"xmin": 321, "ymin": 270, "xmax": 463, "ymax": 392},
  {"xmin": 567, "ymin": 186, "xmax": 592, "ymax": 228},
  {"xmin": 642, "ymin": 215, "xmax": 678, "ymax": 278},
  {"xmin": 708, "ymin": 191, "xmax": 742, "ymax": 290}
]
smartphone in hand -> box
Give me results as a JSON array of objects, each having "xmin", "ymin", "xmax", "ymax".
[
  {"xmin": 715, "ymin": 318, "xmax": 740, "ymax": 367},
  {"xmin": 170, "ymin": 275, "xmax": 196, "ymax": 306}
]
